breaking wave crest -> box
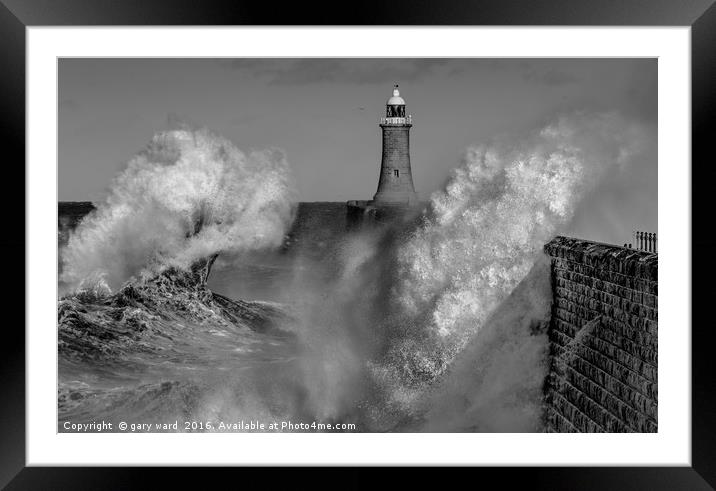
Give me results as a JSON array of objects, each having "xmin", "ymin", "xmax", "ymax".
[{"xmin": 61, "ymin": 125, "xmax": 296, "ymax": 292}]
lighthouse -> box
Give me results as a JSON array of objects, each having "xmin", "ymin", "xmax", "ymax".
[
  {"xmin": 372, "ymin": 85, "xmax": 419, "ymax": 205},
  {"xmin": 345, "ymin": 84, "xmax": 422, "ymax": 229}
]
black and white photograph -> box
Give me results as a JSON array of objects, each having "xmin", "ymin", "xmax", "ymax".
[{"xmin": 57, "ymin": 57, "xmax": 658, "ymax": 434}]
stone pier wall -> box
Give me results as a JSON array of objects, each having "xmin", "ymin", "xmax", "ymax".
[
  {"xmin": 58, "ymin": 201, "xmax": 95, "ymax": 247},
  {"xmin": 345, "ymin": 200, "xmax": 423, "ymax": 230},
  {"xmin": 543, "ymin": 236, "xmax": 658, "ymax": 433}
]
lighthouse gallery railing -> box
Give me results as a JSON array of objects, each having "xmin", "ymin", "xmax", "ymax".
[{"xmin": 379, "ymin": 116, "xmax": 412, "ymax": 125}]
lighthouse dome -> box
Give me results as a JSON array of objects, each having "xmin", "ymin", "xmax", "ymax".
[{"xmin": 387, "ymin": 86, "xmax": 405, "ymax": 105}]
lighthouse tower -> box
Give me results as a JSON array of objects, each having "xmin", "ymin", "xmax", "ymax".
[{"xmin": 372, "ymin": 85, "xmax": 419, "ymax": 205}]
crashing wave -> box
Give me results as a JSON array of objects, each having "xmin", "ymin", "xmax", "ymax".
[
  {"xmin": 57, "ymin": 112, "xmax": 653, "ymax": 432},
  {"xmin": 60, "ymin": 125, "xmax": 296, "ymax": 292},
  {"xmin": 58, "ymin": 255, "xmax": 292, "ymax": 363},
  {"xmin": 372, "ymin": 112, "xmax": 651, "ymax": 414}
]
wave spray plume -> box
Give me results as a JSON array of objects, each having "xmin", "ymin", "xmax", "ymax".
[
  {"xmin": 372, "ymin": 112, "xmax": 650, "ymax": 429},
  {"xmin": 61, "ymin": 125, "xmax": 296, "ymax": 292}
]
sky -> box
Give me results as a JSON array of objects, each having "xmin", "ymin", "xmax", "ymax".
[{"xmin": 59, "ymin": 58, "xmax": 657, "ymax": 243}]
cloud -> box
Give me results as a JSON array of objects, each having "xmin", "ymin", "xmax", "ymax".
[{"xmin": 222, "ymin": 59, "xmax": 449, "ymax": 85}]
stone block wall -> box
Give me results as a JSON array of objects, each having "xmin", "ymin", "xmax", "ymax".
[{"xmin": 543, "ymin": 236, "xmax": 658, "ymax": 433}]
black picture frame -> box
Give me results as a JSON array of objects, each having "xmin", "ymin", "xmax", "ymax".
[{"xmin": 2, "ymin": 0, "xmax": 714, "ymax": 488}]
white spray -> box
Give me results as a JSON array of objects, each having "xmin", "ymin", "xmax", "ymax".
[
  {"xmin": 61, "ymin": 125, "xmax": 296, "ymax": 292},
  {"xmin": 372, "ymin": 111, "xmax": 651, "ymax": 425},
  {"xmin": 58, "ymin": 112, "xmax": 652, "ymax": 433},
  {"xmin": 189, "ymin": 111, "xmax": 652, "ymax": 431}
]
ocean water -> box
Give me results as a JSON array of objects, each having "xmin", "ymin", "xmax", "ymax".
[
  {"xmin": 207, "ymin": 202, "xmax": 348, "ymax": 303},
  {"xmin": 58, "ymin": 202, "xmax": 388, "ymax": 432},
  {"xmin": 58, "ymin": 113, "xmax": 640, "ymax": 433},
  {"xmin": 57, "ymin": 199, "xmax": 552, "ymax": 433}
]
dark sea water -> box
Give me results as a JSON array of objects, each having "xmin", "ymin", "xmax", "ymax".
[
  {"xmin": 58, "ymin": 202, "xmax": 376, "ymax": 432},
  {"xmin": 58, "ymin": 190, "xmax": 553, "ymax": 434},
  {"xmin": 207, "ymin": 202, "xmax": 348, "ymax": 303}
]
